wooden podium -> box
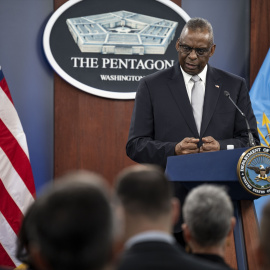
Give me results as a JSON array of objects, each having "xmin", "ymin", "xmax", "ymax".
[{"xmin": 165, "ymin": 148, "xmax": 259, "ymax": 270}]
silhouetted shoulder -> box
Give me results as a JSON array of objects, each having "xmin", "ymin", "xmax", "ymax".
[{"xmin": 116, "ymin": 241, "xmax": 229, "ymax": 270}]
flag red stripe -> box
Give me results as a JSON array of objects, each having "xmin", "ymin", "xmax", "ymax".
[
  {"xmin": 0, "ymin": 69, "xmax": 35, "ymax": 268},
  {"xmin": 0, "ymin": 243, "xmax": 16, "ymax": 268},
  {"xmin": 0, "ymin": 180, "xmax": 23, "ymax": 235},
  {"xmin": 0, "ymin": 120, "xmax": 35, "ymax": 196},
  {"xmin": 0, "ymin": 77, "xmax": 13, "ymax": 104}
]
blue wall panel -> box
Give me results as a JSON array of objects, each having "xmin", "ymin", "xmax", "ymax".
[{"xmin": 0, "ymin": 0, "xmax": 54, "ymax": 193}]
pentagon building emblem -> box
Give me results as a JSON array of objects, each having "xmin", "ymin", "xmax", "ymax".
[
  {"xmin": 43, "ymin": 0, "xmax": 189, "ymax": 99},
  {"xmin": 237, "ymin": 146, "xmax": 270, "ymax": 196},
  {"xmin": 66, "ymin": 11, "xmax": 178, "ymax": 55}
]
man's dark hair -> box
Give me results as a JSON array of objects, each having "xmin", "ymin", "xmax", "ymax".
[
  {"xmin": 116, "ymin": 165, "xmax": 173, "ymax": 219},
  {"xmin": 17, "ymin": 172, "xmax": 112, "ymax": 270},
  {"xmin": 180, "ymin": 17, "xmax": 214, "ymax": 45}
]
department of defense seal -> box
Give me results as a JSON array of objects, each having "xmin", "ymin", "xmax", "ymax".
[{"xmin": 237, "ymin": 146, "xmax": 270, "ymax": 196}]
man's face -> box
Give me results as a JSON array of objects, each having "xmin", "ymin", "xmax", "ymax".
[{"xmin": 176, "ymin": 28, "xmax": 216, "ymax": 75}]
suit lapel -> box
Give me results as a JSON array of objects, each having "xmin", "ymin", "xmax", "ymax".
[
  {"xmin": 200, "ymin": 65, "xmax": 222, "ymax": 137},
  {"xmin": 167, "ymin": 65, "xmax": 199, "ymax": 137}
]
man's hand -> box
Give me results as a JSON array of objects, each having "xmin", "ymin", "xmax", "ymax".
[
  {"xmin": 175, "ymin": 137, "xmax": 200, "ymax": 155},
  {"xmin": 199, "ymin": 136, "xmax": 220, "ymax": 153}
]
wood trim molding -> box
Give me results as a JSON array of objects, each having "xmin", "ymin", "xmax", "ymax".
[{"xmin": 250, "ymin": 0, "xmax": 270, "ymax": 86}]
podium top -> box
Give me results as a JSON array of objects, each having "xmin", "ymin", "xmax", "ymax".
[
  {"xmin": 166, "ymin": 148, "xmax": 248, "ymax": 182},
  {"xmin": 165, "ymin": 147, "xmax": 258, "ymax": 200}
]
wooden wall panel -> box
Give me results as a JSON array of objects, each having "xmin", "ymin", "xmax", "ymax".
[
  {"xmin": 250, "ymin": 0, "xmax": 270, "ymax": 86},
  {"xmin": 54, "ymin": 0, "xmax": 181, "ymax": 184},
  {"xmin": 240, "ymin": 201, "xmax": 260, "ymax": 270},
  {"xmin": 224, "ymin": 231, "xmax": 237, "ymax": 270},
  {"xmin": 54, "ymin": 73, "xmax": 136, "ymax": 184}
]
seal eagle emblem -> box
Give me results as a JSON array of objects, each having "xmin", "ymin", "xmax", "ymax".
[{"xmin": 247, "ymin": 165, "xmax": 270, "ymax": 182}]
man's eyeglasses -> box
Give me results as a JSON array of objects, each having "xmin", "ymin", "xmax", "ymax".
[{"xmin": 179, "ymin": 44, "xmax": 212, "ymax": 56}]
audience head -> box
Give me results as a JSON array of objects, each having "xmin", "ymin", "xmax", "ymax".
[
  {"xmin": 17, "ymin": 170, "xmax": 113, "ymax": 270},
  {"xmin": 115, "ymin": 164, "xmax": 179, "ymax": 237},
  {"xmin": 182, "ymin": 184, "xmax": 235, "ymax": 253},
  {"xmin": 257, "ymin": 200, "xmax": 270, "ymax": 269}
]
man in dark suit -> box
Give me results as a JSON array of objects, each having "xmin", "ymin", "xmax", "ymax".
[
  {"xmin": 182, "ymin": 184, "xmax": 236, "ymax": 270},
  {"xmin": 126, "ymin": 17, "xmax": 259, "ymax": 169},
  {"xmin": 115, "ymin": 165, "xmax": 229, "ymax": 270}
]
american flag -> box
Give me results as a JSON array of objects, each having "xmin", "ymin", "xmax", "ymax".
[{"xmin": 0, "ymin": 67, "xmax": 35, "ymax": 267}]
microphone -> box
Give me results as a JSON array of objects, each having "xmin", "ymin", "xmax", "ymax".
[{"xmin": 224, "ymin": 90, "xmax": 256, "ymax": 147}]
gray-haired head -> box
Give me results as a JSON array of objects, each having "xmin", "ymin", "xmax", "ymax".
[
  {"xmin": 180, "ymin": 17, "xmax": 214, "ymax": 45},
  {"xmin": 183, "ymin": 184, "xmax": 233, "ymax": 247}
]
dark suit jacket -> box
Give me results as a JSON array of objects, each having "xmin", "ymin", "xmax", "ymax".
[
  {"xmin": 194, "ymin": 253, "xmax": 235, "ymax": 270},
  {"xmin": 126, "ymin": 64, "xmax": 260, "ymax": 168},
  {"xmin": 116, "ymin": 241, "xmax": 229, "ymax": 270}
]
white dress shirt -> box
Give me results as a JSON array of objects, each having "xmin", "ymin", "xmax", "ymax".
[
  {"xmin": 125, "ymin": 231, "xmax": 175, "ymax": 250},
  {"xmin": 180, "ymin": 65, "xmax": 208, "ymax": 103}
]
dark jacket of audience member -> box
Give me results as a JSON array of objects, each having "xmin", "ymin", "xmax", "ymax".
[{"xmin": 115, "ymin": 165, "xmax": 229, "ymax": 270}]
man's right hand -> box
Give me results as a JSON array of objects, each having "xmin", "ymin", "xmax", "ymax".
[{"xmin": 175, "ymin": 137, "xmax": 200, "ymax": 155}]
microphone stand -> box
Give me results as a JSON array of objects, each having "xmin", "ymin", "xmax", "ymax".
[{"xmin": 224, "ymin": 91, "xmax": 256, "ymax": 147}]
